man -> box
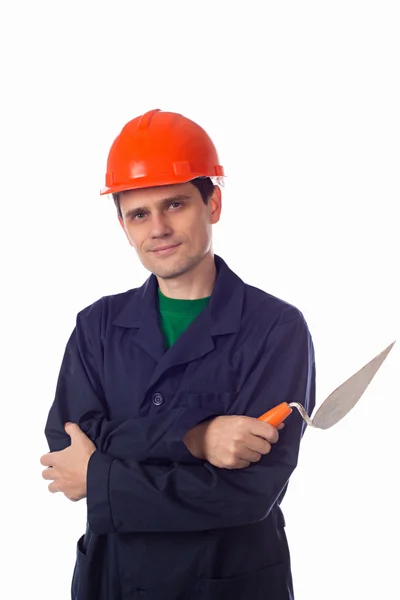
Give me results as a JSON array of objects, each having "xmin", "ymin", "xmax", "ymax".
[{"xmin": 41, "ymin": 108, "xmax": 315, "ymax": 599}]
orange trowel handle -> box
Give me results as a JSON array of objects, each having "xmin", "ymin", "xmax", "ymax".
[{"xmin": 258, "ymin": 402, "xmax": 293, "ymax": 427}]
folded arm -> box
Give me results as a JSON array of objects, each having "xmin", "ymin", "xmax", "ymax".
[
  {"xmin": 85, "ymin": 308, "xmax": 316, "ymax": 534},
  {"xmin": 44, "ymin": 312, "xmax": 221, "ymax": 462}
]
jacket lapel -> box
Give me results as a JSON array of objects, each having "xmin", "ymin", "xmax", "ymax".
[
  {"xmin": 112, "ymin": 276, "xmax": 165, "ymax": 363},
  {"xmin": 112, "ymin": 256, "xmax": 245, "ymax": 389}
]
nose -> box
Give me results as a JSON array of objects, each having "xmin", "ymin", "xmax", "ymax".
[{"xmin": 149, "ymin": 213, "xmax": 173, "ymax": 238}]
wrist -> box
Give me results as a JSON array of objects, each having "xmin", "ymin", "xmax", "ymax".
[{"xmin": 183, "ymin": 421, "xmax": 209, "ymax": 460}]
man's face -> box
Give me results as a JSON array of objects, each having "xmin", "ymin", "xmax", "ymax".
[{"xmin": 118, "ymin": 182, "xmax": 222, "ymax": 279}]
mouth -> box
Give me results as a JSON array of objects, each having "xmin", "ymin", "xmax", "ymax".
[{"xmin": 151, "ymin": 243, "xmax": 181, "ymax": 256}]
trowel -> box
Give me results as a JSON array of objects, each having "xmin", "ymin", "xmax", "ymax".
[{"xmin": 258, "ymin": 341, "xmax": 396, "ymax": 429}]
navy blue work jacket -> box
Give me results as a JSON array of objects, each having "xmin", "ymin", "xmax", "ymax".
[{"xmin": 44, "ymin": 255, "xmax": 316, "ymax": 600}]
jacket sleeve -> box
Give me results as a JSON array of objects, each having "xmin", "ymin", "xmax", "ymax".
[
  {"xmin": 44, "ymin": 314, "xmax": 221, "ymax": 462},
  {"xmin": 86, "ymin": 307, "xmax": 316, "ymax": 534}
]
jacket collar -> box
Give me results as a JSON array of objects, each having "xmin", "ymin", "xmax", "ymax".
[
  {"xmin": 113, "ymin": 255, "xmax": 244, "ymax": 336},
  {"xmin": 112, "ymin": 255, "xmax": 245, "ymax": 380}
]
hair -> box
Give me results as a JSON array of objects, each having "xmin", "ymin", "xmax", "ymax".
[{"xmin": 112, "ymin": 177, "xmax": 215, "ymax": 218}]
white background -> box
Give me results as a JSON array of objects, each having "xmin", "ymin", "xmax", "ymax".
[{"xmin": 1, "ymin": 1, "xmax": 399, "ymax": 598}]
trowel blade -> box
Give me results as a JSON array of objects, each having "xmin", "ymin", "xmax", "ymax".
[{"xmin": 312, "ymin": 341, "xmax": 396, "ymax": 429}]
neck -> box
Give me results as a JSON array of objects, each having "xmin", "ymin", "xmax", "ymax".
[{"xmin": 157, "ymin": 252, "xmax": 217, "ymax": 299}]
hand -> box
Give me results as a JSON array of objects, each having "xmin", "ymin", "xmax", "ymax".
[
  {"xmin": 40, "ymin": 423, "xmax": 96, "ymax": 501},
  {"xmin": 184, "ymin": 415, "xmax": 282, "ymax": 469}
]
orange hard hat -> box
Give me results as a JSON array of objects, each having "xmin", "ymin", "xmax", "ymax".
[{"xmin": 100, "ymin": 109, "xmax": 225, "ymax": 195}]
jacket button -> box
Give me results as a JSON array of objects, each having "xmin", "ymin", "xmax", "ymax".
[{"xmin": 152, "ymin": 392, "xmax": 164, "ymax": 406}]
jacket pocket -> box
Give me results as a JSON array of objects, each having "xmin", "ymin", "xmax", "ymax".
[
  {"xmin": 195, "ymin": 561, "xmax": 292, "ymax": 600},
  {"xmin": 185, "ymin": 391, "xmax": 238, "ymax": 412},
  {"xmin": 71, "ymin": 534, "xmax": 89, "ymax": 600}
]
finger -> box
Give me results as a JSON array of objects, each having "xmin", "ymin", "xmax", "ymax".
[
  {"xmin": 48, "ymin": 481, "xmax": 61, "ymax": 494},
  {"xmin": 247, "ymin": 436, "xmax": 272, "ymax": 456},
  {"xmin": 278, "ymin": 423, "xmax": 285, "ymax": 431},
  {"xmin": 251, "ymin": 421, "xmax": 279, "ymax": 443},
  {"xmin": 65, "ymin": 422, "xmax": 75, "ymax": 435},
  {"xmin": 235, "ymin": 459, "xmax": 251, "ymax": 469},
  {"xmin": 42, "ymin": 467, "xmax": 57, "ymax": 481},
  {"xmin": 40, "ymin": 451, "xmax": 61, "ymax": 467},
  {"xmin": 65, "ymin": 422, "xmax": 82, "ymax": 438},
  {"xmin": 40, "ymin": 454, "xmax": 53, "ymax": 467},
  {"xmin": 237, "ymin": 448, "xmax": 264, "ymax": 463}
]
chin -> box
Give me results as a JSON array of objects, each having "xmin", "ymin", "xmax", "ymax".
[
  {"xmin": 149, "ymin": 254, "xmax": 200, "ymax": 280},
  {"xmin": 154, "ymin": 264, "xmax": 189, "ymax": 280}
]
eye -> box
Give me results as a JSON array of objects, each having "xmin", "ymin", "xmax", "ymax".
[
  {"xmin": 130, "ymin": 211, "xmax": 147, "ymax": 221},
  {"xmin": 168, "ymin": 201, "xmax": 182, "ymax": 210}
]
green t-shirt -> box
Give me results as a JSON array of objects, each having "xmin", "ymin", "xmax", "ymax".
[{"xmin": 158, "ymin": 288, "xmax": 210, "ymax": 349}]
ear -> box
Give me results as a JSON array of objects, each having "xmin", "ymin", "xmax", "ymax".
[
  {"xmin": 118, "ymin": 216, "xmax": 134, "ymax": 247},
  {"xmin": 209, "ymin": 186, "xmax": 222, "ymax": 225}
]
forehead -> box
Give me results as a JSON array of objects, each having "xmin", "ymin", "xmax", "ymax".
[{"xmin": 120, "ymin": 182, "xmax": 198, "ymax": 210}]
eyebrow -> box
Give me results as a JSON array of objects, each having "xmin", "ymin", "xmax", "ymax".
[{"xmin": 124, "ymin": 194, "xmax": 191, "ymax": 219}]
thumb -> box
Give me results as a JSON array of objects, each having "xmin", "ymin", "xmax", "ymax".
[{"xmin": 64, "ymin": 422, "xmax": 80, "ymax": 436}]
